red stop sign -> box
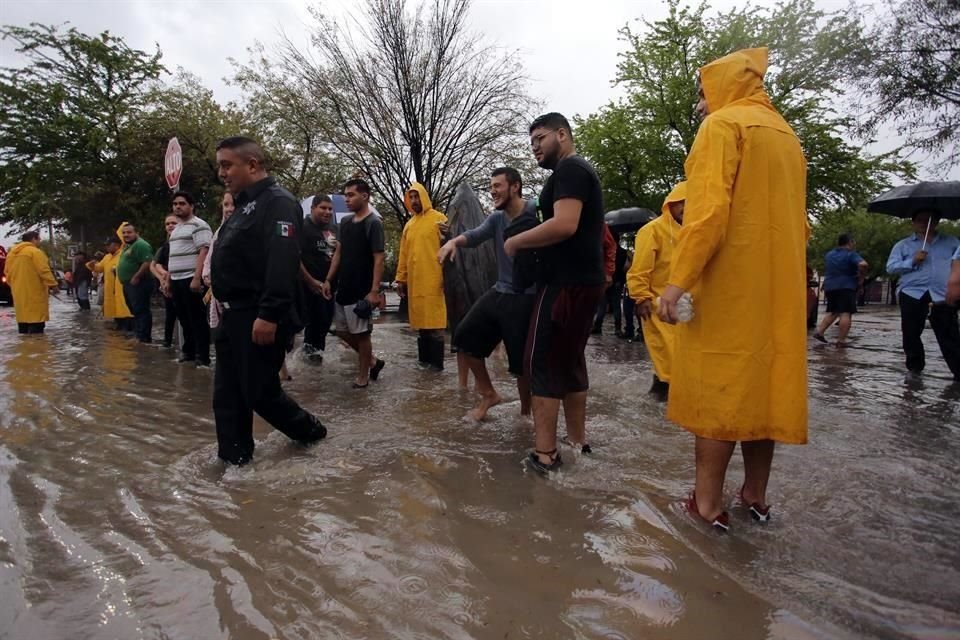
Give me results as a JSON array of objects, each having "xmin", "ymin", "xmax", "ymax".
[{"xmin": 164, "ymin": 137, "xmax": 182, "ymax": 190}]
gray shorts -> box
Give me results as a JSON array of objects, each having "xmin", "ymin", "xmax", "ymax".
[{"xmin": 335, "ymin": 302, "xmax": 372, "ymax": 335}]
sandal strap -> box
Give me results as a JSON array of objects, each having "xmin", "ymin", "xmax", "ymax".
[{"xmin": 534, "ymin": 448, "xmax": 557, "ymax": 456}]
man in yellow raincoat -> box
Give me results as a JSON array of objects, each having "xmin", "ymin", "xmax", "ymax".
[
  {"xmin": 4, "ymin": 230, "xmax": 58, "ymax": 334},
  {"xmin": 627, "ymin": 181, "xmax": 686, "ymax": 400},
  {"xmin": 659, "ymin": 48, "xmax": 809, "ymax": 532},
  {"xmin": 396, "ymin": 182, "xmax": 448, "ymax": 370},
  {"xmin": 88, "ymin": 226, "xmax": 133, "ymax": 329}
]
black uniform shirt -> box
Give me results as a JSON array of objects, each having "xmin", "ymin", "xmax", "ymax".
[{"xmin": 211, "ymin": 176, "xmax": 302, "ymax": 323}]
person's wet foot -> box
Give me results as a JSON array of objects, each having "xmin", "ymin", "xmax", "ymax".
[{"xmin": 467, "ymin": 391, "xmax": 502, "ymax": 421}]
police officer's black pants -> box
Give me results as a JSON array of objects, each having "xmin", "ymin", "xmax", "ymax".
[
  {"xmin": 213, "ymin": 306, "xmax": 324, "ymax": 465},
  {"xmin": 899, "ymin": 292, "xmax": 960, "ymax": 379},
  {"xmin": 171, "ymin": 278, "xmax": 210, "ymax": 363}
]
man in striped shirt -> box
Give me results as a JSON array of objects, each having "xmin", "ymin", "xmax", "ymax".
[{"xmin": 169, "ymin": 191, "xmax": 214, "ymax": 367}]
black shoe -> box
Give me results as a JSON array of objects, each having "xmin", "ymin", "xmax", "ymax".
[
  {"xmin": 370, "ymin": 358, "xmax": 385, "ymax": 381},
  {"xmin": 162, "ymin": 342, "xmax": 173, "ymax": 349},
  {"xmin": 812, "ymin": 332, "xmax": 827, "ymax": 343},
  {"xmin": 177, "ymin": 355, "xmax": 196, "ymax": 364},
  {"xmin": 196, "ymin": 360, "xmax": 212, "ymax": 369},
  {"xmin": 526, "ymin": 449, "xmax": 563, "ymax": 474},
  {"xmin": 298, "ymin": 414, "xmax": 328, "ymax": 446}
]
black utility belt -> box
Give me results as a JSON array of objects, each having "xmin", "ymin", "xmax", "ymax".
[{"xmin": 221, "ymin": 298, "xmax": 258, "ymax": 311}]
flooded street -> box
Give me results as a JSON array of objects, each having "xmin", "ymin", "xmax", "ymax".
[{"xmin": 0, "ymin": 298, "xmax": 957, "ymax": 640}]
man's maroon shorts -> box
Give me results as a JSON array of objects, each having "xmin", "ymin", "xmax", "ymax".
[{"xmin": 523, "ymin": 283, "xmax": 606, "ymax": 399}]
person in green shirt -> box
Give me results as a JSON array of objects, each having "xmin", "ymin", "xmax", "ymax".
[{"xmin": 119, "ymin": 223, "xmax": 155, "ymax": 343}]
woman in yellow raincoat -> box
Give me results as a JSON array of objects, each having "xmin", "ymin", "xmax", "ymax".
[
  {"xmin": 4, "ymin": 230, "xmax": 58, "ymax": 334},
  {"xmin": 658, "ymin": 48, "xmax": 809, "ymax": 530},
  {"xmin": 87, "ymin": 224, "xmax": 133, "ymax": 327},
  {"xmin": 396, "ymin": 182, "xmax": 448, "ymax": 369},
  {"xmin": 626, "ymin": 181, "xmax": 686, "ymax": 399}
]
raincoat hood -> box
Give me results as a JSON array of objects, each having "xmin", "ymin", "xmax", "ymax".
[
  {"xmin": 8, "ymin": 241, "xmax": 34, "ymax": 259},
  {"xmin": 661, "ymin": 181, "xmax": 688, "ymax": 218},
  {"xmin": 404, "ymin": 183, "xmax": 435, "ymax": 216},
  {"xmin": 699, "ymin": 47, "xmax": 768, "ymax": 113}
]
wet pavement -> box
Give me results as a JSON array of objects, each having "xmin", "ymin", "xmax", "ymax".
[{"xmin": 0, "ymin": 298, "xmax": 957, "ymax": 640}]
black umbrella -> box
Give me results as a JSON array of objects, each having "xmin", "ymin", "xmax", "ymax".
[
  {"xmin": 604, "ymin": 207, "xmax": 656, "ymax": 232},
  {"xmin": 867, "ymin": 181, "xmax": 960, "ymax": 220}
]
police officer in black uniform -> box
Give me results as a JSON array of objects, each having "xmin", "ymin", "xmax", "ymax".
[{"xmin": 211, "ymin": 136, "xmax": 327, "ymax": 465}]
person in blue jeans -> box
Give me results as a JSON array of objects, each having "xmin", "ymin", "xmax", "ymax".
[
  {"xmin": 814, "ymin": 233, "xmax": 868, "ymax": 346},
  {"xmin": 886, "ymin": 209, "xmax": 960, "ymax": 380}
]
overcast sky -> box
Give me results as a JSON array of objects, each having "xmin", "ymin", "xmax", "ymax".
[{"xmin": 0, "ymin": 0, "xmax": 939, "ymax": 246}]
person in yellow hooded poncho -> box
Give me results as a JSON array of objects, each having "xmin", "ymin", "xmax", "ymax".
[
  {"xmin": 4, "ymin": 230, "xmax": 59, "ymax": 334},
  {"xmin": 87, "ymin": 224, "xmax": 133, "ymax": 329},
  {"xmin": 627, "ymin": 181, "xmax": 686, "ymax": 400},
  {"xmin": 658, "ymin": 48, "xmax": 809, "ymax": 532},
  {"xmin": 396, "ymin": 182, "xmax": 448, "ymax": 370}
]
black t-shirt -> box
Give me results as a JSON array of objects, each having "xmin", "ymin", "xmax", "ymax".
[
  {"xmin": 154, "ymin": 242, "xmax": 170, "ymax": 268},
  {"xmin": 537, "ymin": 155, "xmax": 605, "ymax": 285},
  {"xmin": 336, "ymin": 213, "xmax": 385, "ymax": 306},
  {"xmin": 300, "ymin": 216, "xmax": 339, "ymax": 281}
]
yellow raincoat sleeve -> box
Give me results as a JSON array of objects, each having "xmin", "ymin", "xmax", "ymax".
[
  {"xmin": 395, "ymin": 224, "xmax": 410, "ymax": 283},
  {"xmin": 668, "ymin": 116, "xmax": 740, "ymax": 292},
  {"xmin": 627, "ymin": 226, "xmax": 658, "ymax": 303},
  {"xmin": 33, "ymin": 249, "xmax": 57, "ymax": 289}
]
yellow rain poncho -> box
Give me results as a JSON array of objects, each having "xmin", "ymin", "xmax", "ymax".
[
  {"xmin": 396, "ymin": 183, "xmax": 447, "ymax": 330},
  {"xmin": 87, "ymin": 224, "xmax": 132, "ymax": 321},
  {"xmin": 666, "ymin": 48, "xmax": 809, "ymax": 444},
  {"xmin": 4, "ymin": 241, "xmax": 57, "ymax": 324},
  {"xmin": 627, "ymin": 181, "xmax": 686, "ymax": 382}
]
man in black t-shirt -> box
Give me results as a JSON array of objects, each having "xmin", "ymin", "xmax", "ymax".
[
  {"xmin": 299, "ymin": 195, "xmax": 339, "ymax": 360},
  {"xmin": 504, "ymin": 112, "xmax": 606, "ymax": 473},
  {"xmin": 322, "ymin": 179, "xmax": 386, "ymax": 389}
]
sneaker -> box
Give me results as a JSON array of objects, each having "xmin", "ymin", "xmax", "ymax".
[
  {"xmin": 196, "ymin": 361, "xmax": 212, "ymax": 370},
  {"xmin": 738, "ymin": 486, "xmax": 771, "ymax": 522},
  {"xmin": 177, "ymin": 355, "xmax": 196, "ymax": 364},
  {"xmin": 812, "ymin": 333, "xmax": 827, "ymax": 343},
  {"xmin": 686, "ymin": 492, "xmax": 730, "ymax": 532}
]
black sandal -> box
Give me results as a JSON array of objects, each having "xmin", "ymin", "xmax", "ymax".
[
  {"xmin": 560, "ymin": 435, "xmax": 592, "ymax": 454},
  {"xmin": 370, "ymin": 359, "xmax": 385, "ymax": 381},
  {"xmin": 352, "ymin": 381, "xmax": 369, "ymax": 389},
  {"xmin": 527, "ymin": 448, "xmax": 563, "ymax": 474}
]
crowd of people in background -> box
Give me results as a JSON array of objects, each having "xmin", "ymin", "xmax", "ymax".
[{"xmin": 5, "ymin": 47, "xmax": 960, "ymax": 534}]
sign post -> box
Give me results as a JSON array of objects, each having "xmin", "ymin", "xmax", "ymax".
[{"xmin": 164, "ymin": 137, "xmax": 183, "ymax": 191}]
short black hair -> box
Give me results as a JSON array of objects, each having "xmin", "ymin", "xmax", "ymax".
[
  {"xmin": 343, "ymin": 179, "xmax": 370, "ymax": 195},
  {"xmin": 492, "ymin": 167, "xmax": 523, "ymax": 191},
  {"xmin": 312, "ymin": 194, "xmax": 333, "ymax": 208},
  {"xmin": 529, "ymin": 112, "xmax": 572, "ymax": 136},
  {"xmin": 216, "ymin": 136, "xmax": 267, "ymax": 167},
  {"xmin": 172, "ymin": 190, "xmax": 194, "ymax": 205},
  {"xmin": 21, "ymin": 230, "xmax": 40, "ymax": 242},
  {"xmin": 837, "ymin": 233, "xmax": 852, "ymax": 246}
]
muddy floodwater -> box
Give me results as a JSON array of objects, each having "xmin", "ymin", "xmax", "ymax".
[{"xmin": 0, "ymin": 299, "xmax": 957, "ymax": 640}]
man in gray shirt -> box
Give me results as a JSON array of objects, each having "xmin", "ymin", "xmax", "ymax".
[
  {"xmin": 438, "ymin": 167, "xmax": 537, "ymax": 420},
  {"xmin": 169, "ymin": 191, "xmax": 214, "ymax": 366}
]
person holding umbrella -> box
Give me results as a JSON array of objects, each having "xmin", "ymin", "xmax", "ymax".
[{"xmin": 885, "ymin": 209, "xmax": 960, "ymax": 380}]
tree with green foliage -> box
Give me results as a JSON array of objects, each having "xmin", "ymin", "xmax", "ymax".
[
  {"xmin": 854, "ymin": 0, "xmax": 960, "ymax": 172},
  {"xmin": 0, "ymin": 24, "xmax": 165, "ymax": 243},
  {"xmin": 230, "ymin": 45, "xmax": 350, "ymax": 200},
  {"xmin": 575, "ymin": 0, "xmax": 914, "ymax": 217},
  {"xmin": 275, "ymin": 0, "xmax": 537, "ymax": 227}
]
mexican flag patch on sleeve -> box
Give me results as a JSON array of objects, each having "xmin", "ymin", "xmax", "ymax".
[{"xmin": 276, "ymin": 221, "xmax": 294, "ymax": 238}]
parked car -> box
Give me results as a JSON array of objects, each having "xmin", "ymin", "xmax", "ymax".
[{"xmin": 0, "ymin": 245, "xmax": 11, "ymax": 304}]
